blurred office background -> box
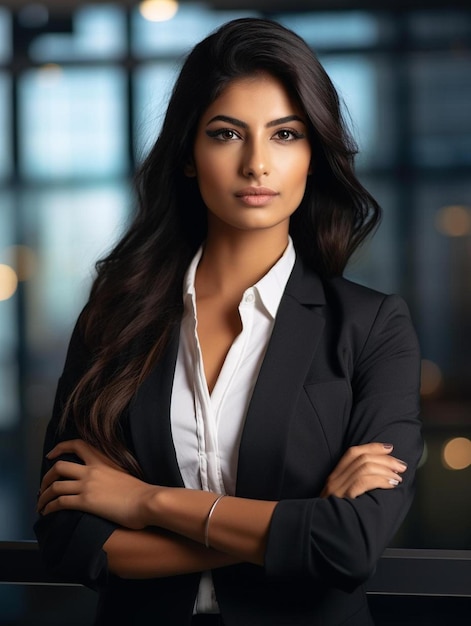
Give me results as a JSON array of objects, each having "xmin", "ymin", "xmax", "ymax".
[{"xmin": 0, "ymin": 0, "xmax": 470, "ymax": 621}]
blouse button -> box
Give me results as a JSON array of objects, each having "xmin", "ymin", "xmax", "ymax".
[{"xmin": 244, "ymin": 292, "xmax": 255, "ymax": 303}]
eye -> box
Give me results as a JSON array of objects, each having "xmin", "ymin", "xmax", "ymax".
[
  {"xmin": 206, "ymin": 128, "xmax": 241, "ymax": 141},
  {"xmin": 273, "ymin": 129, "xmax": 305, "ymax": 141}
]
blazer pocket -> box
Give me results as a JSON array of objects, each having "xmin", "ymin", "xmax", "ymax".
[{"xmin": 304, "ymin": 380, "xmax": 352, "ymax": 461}]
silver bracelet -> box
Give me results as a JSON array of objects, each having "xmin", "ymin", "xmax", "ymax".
[{"xmin": 204, "ymin": 494, "xmax": 226, "ymax": 548}]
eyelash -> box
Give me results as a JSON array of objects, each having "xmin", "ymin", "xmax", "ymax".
[
  {"xmin": 206, "ymin": 128, "xmax": 240, "ymax": 141},
  {"xmin": 205, "ymin": 128, "xmax": 305, "ymax": 142},
  {"xmin": 273, "ymin": 129, "xmax": 305, "ymax": 141}
]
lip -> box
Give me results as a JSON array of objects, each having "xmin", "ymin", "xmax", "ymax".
[
  {"xmin": 234, "ymin": 186, "xmax": 278, "ymax": 197},
  {"xmin": 234, "ymin": 187, "xmax": 279, "ymax": 207}
]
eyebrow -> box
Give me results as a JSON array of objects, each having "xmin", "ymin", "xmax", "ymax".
[{"xmin": 206, "ymin": 114, "xmax": 306, "ymax": 129}]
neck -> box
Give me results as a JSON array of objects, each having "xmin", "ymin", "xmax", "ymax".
[{"xmin": 195, "ymin": 226, "xmax": 289, "ymax": 299}]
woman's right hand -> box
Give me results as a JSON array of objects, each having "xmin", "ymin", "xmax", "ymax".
[
  {"xmin": 320, "ymin": 443, "xmax": 407, "ymax": 499},
  {"xmin": 37, "ymin": 439, "xmax": 160, "ymax": 530}
]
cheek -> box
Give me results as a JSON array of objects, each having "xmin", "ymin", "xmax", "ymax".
[
  {"xmin": 287, "ymin": 154, "xmax": 311, "ymax": 192},
  {"xmin": 195, "ymin": 146, "xmax": 218, "ymax": 178},
  {"xmin": 196, "ymin": 164, "xmax": 220, "ymax": 196},
  {"xmin": 283, "ymin": 146, "xmax": 311, "ymax": 173},
  {"xmin": 193, "ymin": 162, "xmax": 227, "ymax": 211},
  {"xmin": 298, "ymin": 149, "xmax": 312, "ymax": 177},
  {"xmin": 195, "ymin": 152, "xmax": 231, "ymax": 194}
]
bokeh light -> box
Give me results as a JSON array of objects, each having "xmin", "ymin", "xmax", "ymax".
[
  {"xmin": 139, "ymin": 0, "xmax": 179, "ymax": 22},
  {"xmin": 435, "ymin": 205, "xmax": 471, "ymax": 237},
  {"xmin": 442, "ymin": 437, "xmax": 471, "ymax": 471},
  {"xmin": 0, "ymin": 263, "xmax": 18, "ymax": 301}
]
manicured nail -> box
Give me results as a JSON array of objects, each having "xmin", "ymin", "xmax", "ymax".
[
  {"xmin": 389, "ymin": 479, "xmax": 400, "ymax": 486},
  {"xmin": 397, "ymin": 459, "xmax": 408, "ymax": 468},
  {"xmin": 383, "ymin": 443, "xmax": 394, "ymax": 450}
]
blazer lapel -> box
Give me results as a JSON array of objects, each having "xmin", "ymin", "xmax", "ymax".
[
  {"xmin": 129, "ymin": 326, "xmax": 184, "ymax": 487},
  {"xmin": 236, "ymin": 259, "xmax": 326, "ymax": 500}
]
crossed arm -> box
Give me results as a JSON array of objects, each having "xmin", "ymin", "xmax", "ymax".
[{"xmin": 36, "ymin": 438, "xmax": 407, "ymax": 580}]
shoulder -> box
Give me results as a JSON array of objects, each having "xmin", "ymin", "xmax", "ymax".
[
  {"xmin": 288, "ymin": 255, "xmax": 391, "ymax": 313},
  {"xmin": 286, "ymin": 257, "xmax": 416, "ymax": 345},
  {"xmin": 325, "ymin": 277, "xmax": 420, "ymax": 371},
  {"xmin": 312, "ymin": 274, "xmax": 419, "ymax": 369},
  {"xmin": 323, "ymin": 275, "xmax": 411, "ymax": 324},
  {"xmin": 325, "ymin": 275, "xmax": 386, "ymax": 307}
]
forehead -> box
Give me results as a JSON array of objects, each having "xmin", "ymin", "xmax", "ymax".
[{"xmin": 201, "ymin": 73, "xmax": 304, "ymax": 122}]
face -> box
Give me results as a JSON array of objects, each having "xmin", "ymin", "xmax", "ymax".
[{"xmin": 188, "ymin": 73, "xmax": 312, "ymax": 238}]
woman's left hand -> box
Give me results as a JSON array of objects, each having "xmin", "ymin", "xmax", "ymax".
[
  {"xmin": 320, "ymin": 442, "xmax": 407, "ymax": 499},
  {"xmin": 37, "ymin": 439, "xmax": 159, "ymax": 530}
]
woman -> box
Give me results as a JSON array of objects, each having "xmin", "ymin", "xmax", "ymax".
[{"xmin": 35, "ymin": 18, "xmax": 422, "ymax": 626}]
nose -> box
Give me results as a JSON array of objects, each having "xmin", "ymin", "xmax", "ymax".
[{"xmin": 241, "ymin": 137, "xmax": 270, "ymax": 179}]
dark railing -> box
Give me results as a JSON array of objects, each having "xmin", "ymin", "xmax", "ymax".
[
  {"xmin": 1, "ymin": 542, "xmax": 470, "ymax": 624},
  {"xmin": 368, "ymin": 548, "xmax": 471, "ymax": 596},
  {"xmin": 1, "ymin": 541, "xmax": 470, "ymax": 593}
]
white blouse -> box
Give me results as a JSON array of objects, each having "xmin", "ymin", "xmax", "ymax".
[{"xmin": 170, "ymin": 237, "xmax": 295, "ymax": 613}]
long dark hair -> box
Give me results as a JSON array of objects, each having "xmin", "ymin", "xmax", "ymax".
[{"xmin": 62, "ymin": 18, "xmax": 381, "ymax": 473}]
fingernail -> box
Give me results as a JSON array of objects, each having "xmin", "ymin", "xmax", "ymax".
[
  {"xmin": 389, "ymin": 479, "xmax": 400, "ymax": 486},
  {"xmin": 383, "ymin": 443, "xmax": 394, "ymax": 450},
  {"xmin": 397, "ymin": 459, "xmax": 408, "ymax": 468}
]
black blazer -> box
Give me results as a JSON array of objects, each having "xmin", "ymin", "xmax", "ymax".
[{"xmin": 35, "ymin": 258, "xmax": 422, "ymax": 626}]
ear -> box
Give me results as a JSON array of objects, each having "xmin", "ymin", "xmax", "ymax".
[{"xmin": 184, "ymin": 159, "xmax": 196, "ymax": 177}]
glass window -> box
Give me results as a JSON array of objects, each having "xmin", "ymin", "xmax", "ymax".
[
  {"xmin": 411, "ymin": 54, "xmax": 471, "ymax": 167},
  {"xmin": 321, "ymin": 55, "xmax": 377, "ymax": 166},
  {"xmin": 6, "ymin": 183, "xmax": 131, "ymax": 542},
  {"xmin": 132, "ymin": 3, "xmax": 258, "ymax": 57},
  {"xmin": 20, "ymin": 184, "xmax": 131, "ymax": 352},
  {"xmin": 0, "ymin": 192, "xmax": 18, "ymax": 430},
  {"xmin": 414, "ymin": 182, "xmax": 471, "ymax": 378},
  {"xmin": 29, "ymin": 4, "xmax": 126, "ymax": 62},
  {"xmin": 307, "ymin": 55, "xmax": 396, "ymax": 170},
  {"xmin": 408, "ymin": 10, "xmax": 471, "ymax": 43},
  {"xmin": 0, "ymin": 7, "xmax": 11, "ymax": 63},
  {"xmin": 399, "ymin": 423, "xmax": 471, "ymax": 550},
  {"xmin": 277, "ymin": 12, "xmax": 381, "ymax": 49},
  {"xmin": 134, "ymin": 62, "xmax": 180, "ymax": 159},
  {"xmin": 18, "ymin": 67, "xmax": 128, "ymax": 180},
  {"xmin": 410, "ymin": 178, "xmax": 471, "ymax": 551},
  {"xmin": 0, "ymin": 478, "xmax": 21, "ymax": 540},
  {"xmin": 346, "ymin": 180, "xmax": 399, "ymax": 294},
  {"xmin": 0, "ymin": 73, "xmax": 12, "ymax": 180}
]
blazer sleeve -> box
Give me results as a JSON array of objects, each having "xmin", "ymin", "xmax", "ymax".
[
  {"xmin": 34, "ymin": 310, "xmax": 119, "ymax": 590},
  {"xmin": 264, "ymin": 294, "xmax": 422, "ymax": 591}
]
